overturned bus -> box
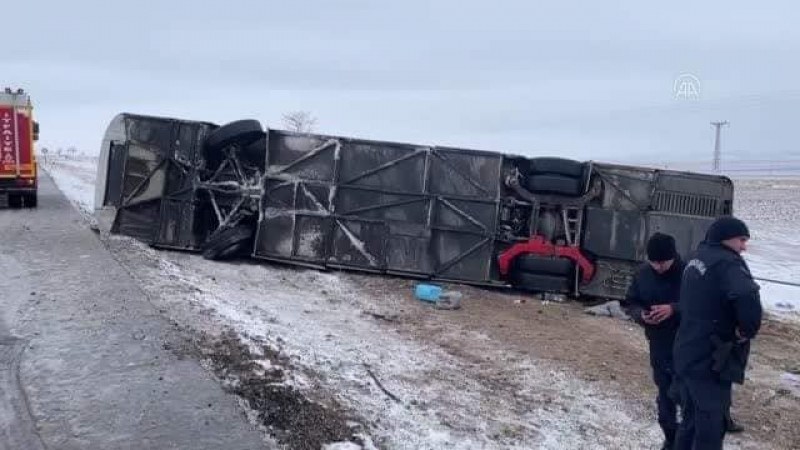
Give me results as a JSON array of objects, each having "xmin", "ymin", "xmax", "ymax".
[{"xmin": 95, "ymin": 114, "xmax": 734, "ymax": 300}]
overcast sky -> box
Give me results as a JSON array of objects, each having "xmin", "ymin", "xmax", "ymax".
[{"xmin": 4, "ymin": 0, "xmax": 798, "ymax": 165}]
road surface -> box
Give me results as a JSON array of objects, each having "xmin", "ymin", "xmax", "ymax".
[{"xmin": 0, "ymin": 173, "xmax": 272, "ymax": 450}]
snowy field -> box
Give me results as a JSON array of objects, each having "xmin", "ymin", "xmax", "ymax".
[
  {"xmin": 735, "ymin": 179, "xmax": 800, "ymax": 318},
  {"xmin": 40, "ymin": 155, "xmax": 800, "ymax": 449}
]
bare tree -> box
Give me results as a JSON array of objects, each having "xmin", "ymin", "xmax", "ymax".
[{"xmin": 281, "ymin": 111, "xmax": 317, "ymax": 133}]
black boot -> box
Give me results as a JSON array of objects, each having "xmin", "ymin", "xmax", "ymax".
[{"xmin": 725, "ymin": 412, "xmax": 744, "ymax": 433}]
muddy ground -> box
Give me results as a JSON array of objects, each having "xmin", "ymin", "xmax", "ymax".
[
  {"xmin": 187, "ymin": 330, "xmax": 366, "ymax": 450},
  {"xmin": 352, "ymin": 274, "xmax": 800, "ymax": 449}
]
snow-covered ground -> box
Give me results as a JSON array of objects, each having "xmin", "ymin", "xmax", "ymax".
[
  {"xmin": 111, "ymin": 236, "xmax": 670, "ymax": 449},
  {"xmin": 41, "ymin": 156, "xmax": 97, "ymax": 212},
  {"xmin": 735, "ymin": 179, "xmax": 800, "ymax": 319}
]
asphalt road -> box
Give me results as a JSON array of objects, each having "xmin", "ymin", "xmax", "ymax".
[{"xmin": 0, "ymin": 174, "xmax": 272, "ymax": 450}]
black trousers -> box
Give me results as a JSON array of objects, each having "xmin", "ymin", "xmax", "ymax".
[
  {"xmin": 649, "ymin": 337, "xmax": 678, "ymax": 442},
  {"xmin": 674, "ymin": 375, "xmax": 732, "ymax": 450}
]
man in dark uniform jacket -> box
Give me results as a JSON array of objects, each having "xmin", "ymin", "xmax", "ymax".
[
  {"xmin": 622, "ymin": 232, "xmax": 684, "ymax": 450},
  {"xmin": 673, "ymin": 216, "xmax": 762, "ymax": 450}
]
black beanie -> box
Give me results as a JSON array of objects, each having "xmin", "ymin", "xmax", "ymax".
[
  {"xmin": 647, "ymin": 233, "xmax": 677, "ymax": 262},
  {"xmin": 706, "ymin": 216, "xmax": 750, "ymax": 243}
]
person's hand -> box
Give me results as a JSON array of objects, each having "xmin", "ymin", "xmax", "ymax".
[
  {"xmin": 641, "ymin": 310, "xmax": 659, "ymax": 325},
  {"xmin": 647, "ymin": 304, "xmax": 674, "ymax": 323}
]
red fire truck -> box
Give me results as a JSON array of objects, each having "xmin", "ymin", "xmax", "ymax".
[{"xmin": 0, "ymin": 88, "xmax": 38, "ymax": 208}]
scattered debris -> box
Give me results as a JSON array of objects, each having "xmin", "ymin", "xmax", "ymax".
[
  {"xmin": 365, "ymin": 312, "xmax": 399, "ymax": 323},
  {"xmin": 363, "ymin": 363, "xmax": 402, "ymax": 403},
  {"xmin": 414, "ymin": 283, "xmax": 442, "ymax": 303},
  {"xmin": 414, "ymin": 283, "xmax": 462, "ymax": 310},
  {"xmin": 542, "ymin": 292, "xmax": 568, "ymax": 303},
  {"xmin": 434, "ymin": 292, "xmax": 462, "ymax": 310},
  {"xmin": 584, "ymin": 300, "xmax": 630, "ymax": 320}
]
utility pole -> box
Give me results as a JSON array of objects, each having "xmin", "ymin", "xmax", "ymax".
[{"xmin": 711, "ymin": 121, "xmax": 729, "ymax": 171}]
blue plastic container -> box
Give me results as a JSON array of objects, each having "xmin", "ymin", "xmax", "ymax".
[{"xmin": 414, "ymin": 283, "xmax": 442, "ymax": 303}]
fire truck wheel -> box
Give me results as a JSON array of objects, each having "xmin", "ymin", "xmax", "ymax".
[
  {"xmin": 529, "ymin": 157, "xmax": 585, "ymax": 178},
  {"xmin": 8, "ymin": 194, "xmax": 22, "ymax": 208},
  {"xmin": 24, "ymin": 193, "xmax": 37, "ymax": 208},
  {"xmin": 526, "ymin": 174, "xmax": 584, "ymax": 196},
  {"xmin": 510, "ymin": 271, "xmax": 572, "ymax": 293},
  {"xmin": 513, "ymin": 254, "xmax": 574, "ymax": 276},
  {"xmin": 201, "ymin": 224, "xmax": 255, "ymax": 260}
]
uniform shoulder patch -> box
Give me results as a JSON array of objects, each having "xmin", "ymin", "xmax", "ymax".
[{"xmin": 685, "ymin": 258, "xmax": 707, "ymax": 276}]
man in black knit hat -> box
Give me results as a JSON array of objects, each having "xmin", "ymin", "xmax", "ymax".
[
  {"xmin": 673, "ymin": 216, "xmax": 762, "ymax": 450},
  {"xmin": 622, "ymin": 232, "xmax": 684, "ymax": 450}
]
